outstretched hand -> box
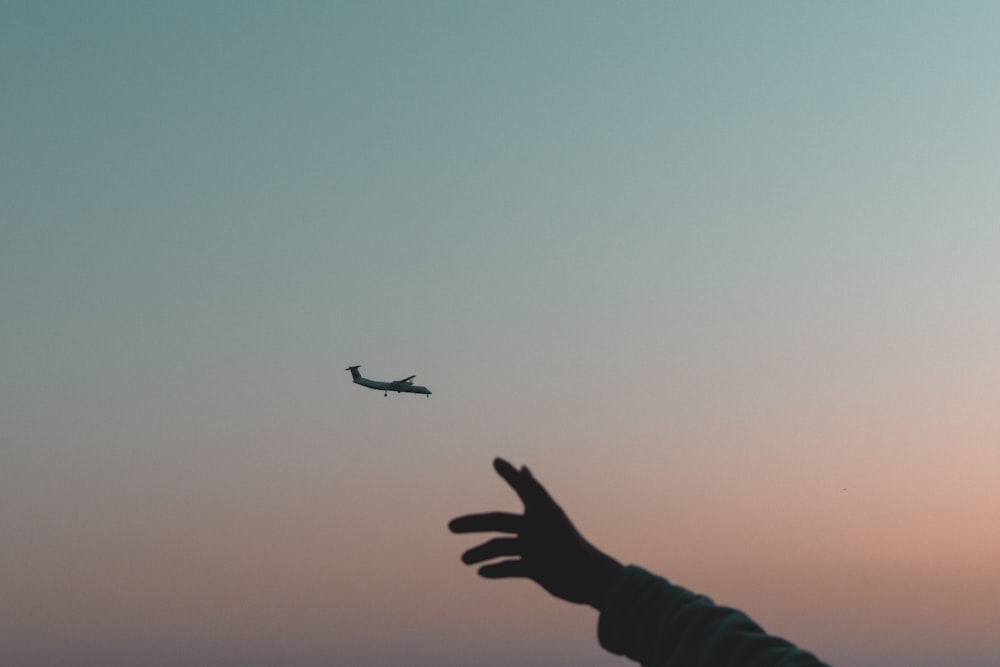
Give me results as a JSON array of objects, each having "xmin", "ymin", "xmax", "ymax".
[{"xmin": 448, "ymin": 458, "xmax": 622, "ymax": 609}]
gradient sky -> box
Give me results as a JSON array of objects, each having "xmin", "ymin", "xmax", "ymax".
[{"xmin": 3, "ymin": 3, "xmax": 1000, "ymax": 666}]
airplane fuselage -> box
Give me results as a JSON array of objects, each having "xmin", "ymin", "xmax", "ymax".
[
  {"xmin": 354, "ymin": 377, "xmax": 432, "ymax": 396},
  {"xmin": 346, "ymin": 366, "xmax": 431, "ymax": 396}
]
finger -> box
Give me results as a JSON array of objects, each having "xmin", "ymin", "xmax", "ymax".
[
  {"xmin": 519, "ymin": 465, "xmax": 557, "ymax": 506},
  {"xmin": 449, "ymin": 512, "xmax": 522, "ymax": 534},
  {"xmin": 492, "ymin": 457, "xmax": 522, "ymax": 495},
  {"xmin": 478, "ymin": 559, "xmax": 529, "ymax": 579},
  {"xmin": 493, "ymin": 457, "xmax": 540, "ymax": 508},
  {"xmin": 461, "ymin": 537, "xmax": 521, "ymax": 565},
  {"xmin": 495, "ymin": 457, "xmax": 556, "ymax": 508}
]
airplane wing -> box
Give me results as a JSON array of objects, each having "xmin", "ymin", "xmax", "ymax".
[{"xmin": 395, "ymin": 375, "xmax": 416, "ymax": 384}]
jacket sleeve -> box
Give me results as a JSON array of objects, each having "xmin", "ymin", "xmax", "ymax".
[{"xmin": 597, "ymin": 565, "xmax": 830, "ymax": 667}]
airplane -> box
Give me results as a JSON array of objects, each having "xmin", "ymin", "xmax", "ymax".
[{"xmin": 345, "ymin": 365, "xmax": 432, "ymax": 397}]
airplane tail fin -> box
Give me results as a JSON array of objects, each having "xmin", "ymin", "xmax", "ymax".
[{"xmin": 345, "ymin": 365, "xmax": 362, "ymax": 380}]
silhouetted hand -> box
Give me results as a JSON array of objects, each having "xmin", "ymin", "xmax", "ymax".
[{"xmin": 449, "ymin": 457, "xmax": 623, "ymax": 609}]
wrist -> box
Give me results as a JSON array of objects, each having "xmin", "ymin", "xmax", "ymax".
[{"xmin": 586, "ymin": 551, "xmax": 623, "ymax": 610}]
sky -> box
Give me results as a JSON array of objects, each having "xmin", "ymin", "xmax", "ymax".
[{"xmin": 2, "ymin": 2, "xmax": 1000, "ymax": 666}]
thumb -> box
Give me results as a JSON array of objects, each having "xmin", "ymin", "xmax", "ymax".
[{"xmin": 520, "ymin": 466, "xmax": 560, "ymax": 509}]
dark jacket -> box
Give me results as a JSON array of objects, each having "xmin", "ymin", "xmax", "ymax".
[{"xmin": 599, "ymin": 565, "xmax": 830, "ymax": 667}]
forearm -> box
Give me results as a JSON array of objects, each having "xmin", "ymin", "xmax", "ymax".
[{"xmin": 598, "ymin": 566, "xmax": 829, "ymax": 667}]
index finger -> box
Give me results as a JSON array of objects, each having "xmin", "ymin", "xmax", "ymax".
[{"xmin": 449, "ymin": 511, "xmax": 522, "ymax": 534}]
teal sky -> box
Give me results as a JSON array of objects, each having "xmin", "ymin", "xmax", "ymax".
[{"xmin": 3, "ymin": 3, "xmax": 1000, "ymax": 666}]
